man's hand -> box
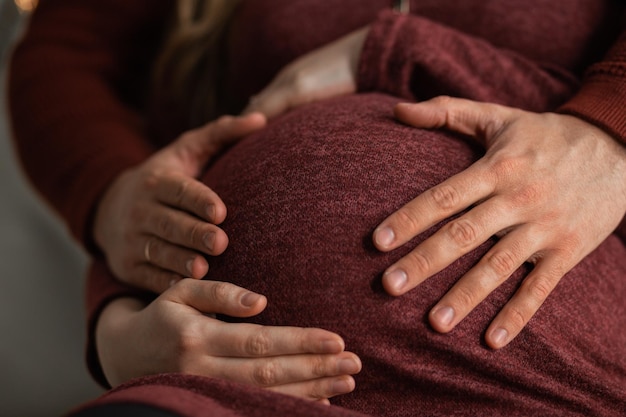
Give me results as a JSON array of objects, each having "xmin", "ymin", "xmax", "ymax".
[{"xmin": 373, "ymin": 96, "xmax": 626, "ymax": 348}]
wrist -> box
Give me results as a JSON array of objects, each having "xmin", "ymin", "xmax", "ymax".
[{"xmin": 95, "ymin": 297, "xmax": 146, "ymax": 386}]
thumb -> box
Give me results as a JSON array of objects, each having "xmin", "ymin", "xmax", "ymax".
[
  {"xmin": 394, "ymin": 96, "xmax": 515, "ymax": 146},
  {"xmin": 170, "ymin": 279, "xmax": 268, "ymax": 318},
  {"xmin": 173, "ymin": 113, "xmax": 267, "ymax": 174}
]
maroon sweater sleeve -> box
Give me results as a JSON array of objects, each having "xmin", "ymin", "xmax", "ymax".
[
  {"xmin": 8, "ymin": 0, "xmax": 171, "ymax": 251},
  {"xmin": 558, "ymin": 31, "xmax": 626, "ymax": 144},
  {"xmin": 357, "ymin": 10, "xmax": 578, "ymax": 112},
  {"xmin": 7, "ymin": 0, "xmax": 168, "ymax": 387}
]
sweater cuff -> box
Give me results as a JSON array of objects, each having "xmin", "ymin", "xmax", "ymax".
[
  {"xmin": 357, "ymin": 9, "xmax": 414, "ymax": 100},
  {"xmin": 557, "ymin": 79, "xmax": 626, "ymax": 145}
]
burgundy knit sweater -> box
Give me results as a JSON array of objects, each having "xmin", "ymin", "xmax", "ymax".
[{"xmin": 8, "ymin": 1, "xmax": 626, "ymax": 416}]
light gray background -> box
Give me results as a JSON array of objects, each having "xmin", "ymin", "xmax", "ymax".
[{"xmin": 1, "ymin": 2, "xmax": 104, "ymax": 415}]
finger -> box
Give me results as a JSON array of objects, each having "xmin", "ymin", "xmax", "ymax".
[
  {"xmin": 269, "ymin": 375, "xmax": 356, "ymax": 401},
  {"xmin": 140, "ymin": 236, "xmax": 209, "ymax": 279},
  {"xmin": 243, "ymin": 89, "xmax": 290, "ymax": 119},
  {"xmin": 374, "ymin": 163, "xmax": 494, "ymax": 252},
  {"xmin": 428, "ymin": 225, "xmax": 541, "ymax": 332},
  {"xmin": 207, "ymin": 321, "xmax": 347, "ymax": 357},
  {"xmin": 169, "ymin": 279, "xmax": 268, "ymax": 319},
  {"xmin": 394, "ymin": 96, "xmax": 515, "ymax": 146},
  {"xmin": 129, "ymin": 263, "xmax": 185, "ymax": 293},
  {"xmin": 485, "ymin": 255, "xmax": 566, "ymax": 349},
  {"xmin": 175, "ymin": 113, "xmax": 267, "ymax": 174},
  {"xmin": 153, "ymin": 174, "xmax": 228, "ymax": 224},
  {"xmin": 381, "ymin": 197, "xmax": 517, "ymax": 296},
  {"xmin": 141, "ymin": 204, "xmax": 229, "ymax": 257},
  {"xmin": 209, "ymin": 351, "xmax": 361, "ymax": 389}
]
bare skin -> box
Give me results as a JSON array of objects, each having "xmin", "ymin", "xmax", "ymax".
[
  {"xmin": 94, "ymin": 113, "xmax": 362, "ymax": 402},
  {"xmin": 97, "ymin": 279, "xmax": 361, "ymax": 403},
  {"xmin": 374, "ymin": 97, "xmax": 626, "ymax": 348},
  {"xmin": 243, "ymin": 30, "xmax": 626, "ymax": 348},
  {"xmin": 94, "ymin": 25, "xmax": 625, "ymax": 404},
  {"xmin": 93, "ymin": 114, "xmax": 267, "ymax": 293}
]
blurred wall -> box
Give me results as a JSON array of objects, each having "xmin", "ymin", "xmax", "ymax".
[{"xmin": 0, "ymin": 2, "xmax": 104, "ymax": 415}]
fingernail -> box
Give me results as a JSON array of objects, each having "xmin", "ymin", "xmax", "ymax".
[
  {"xmin": 375, "ymin": 226, "xmax": 395, "ymax": 248},
  {"xmin": 321, "ymin": 339, "xmax": 344, "ymax": 353},
  {"xmin": 203, "ymin": 232, "xmax": 215, "ymax": 250},
  {"xmin": 384, "ymin": 269, "xmax": 407, "ymax": 293},
  {"xmin": 338, "ymin": 358, "xmax": 360, "ymax": 374},
  {"xmin": 492, "ymin": 328, "xmax": 509, "ymax": 347},
  {"xmin": 332, "ymin": 378, "xmax": 354, "ymax": 394},
  {"xmin": 241, "ymin": 292, "xmax": 261, "ymax": 307},
  {"xmin": 186, "ymin": 259, "xmax": 194, "ymax": 275},
  {"xmin": 432, "ymin": 306, "xmax": 455, "ymax": 327}
]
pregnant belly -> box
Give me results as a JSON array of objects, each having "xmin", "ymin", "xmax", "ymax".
[
  {"xmin": 203, "ymin": 93, "xmax": 481, "ymax": 326},
  {"xmin": 201, "ymin": 93, "xmax": 626, "ymax": 415}
]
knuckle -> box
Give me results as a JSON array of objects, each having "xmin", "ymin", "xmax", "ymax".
[
  {"xmin": 307, "ymin": 379, "xmax": 332, "ymax": 400},
  {"xmin": 429, "ymin": 184, "xmax": 460, "ymax": 210},
  {"xmin": 216, "ymin": 115, "xmax": 234, "ymax": 127},
  {"xmin": 490, "ymin": 155, "xmax": 521, "ymax": 180},
  {"xmin": 189, "ymin": 222, "xmax": 205, "ymax": 245},
  {"xmin": 252, "ymin": 360, "xmax": 280, "ymax": 387},
  {"xmin": 406, "ymin": 250, "xmax": 432, "ymax": 276},
  {"xmin": 174, "ymin": 180, "xmax": 191, "ymax": 205},
  {"xmin": 525, "ymin": 277, "xmax": 553, "ymax": 303},
  {"xmin": 486, "ymin": 249, "xmax": 518, "ymax": 279},
  {"xmin": 511, "ymin": 183, "xmax": 544, "ymax": 207},
  {"xmin": 311, "ymin": 356, "xmax": 328, "ymax": 378},
  {"xmin": 174, "ymin": 277, "xmax": 195, "ymax": 294},
  {"xmin": 157, "ymin": 214, "xmax": 174, "ymax": 237},
  {"xmin": 505, "ymin": 305, "xmax": 528, "ymax": 330},
  {"xmin": 178, "ymin": 131, "xmax": 196, "ymax": 143},
  {"xmin": 453, "ymin": 285, "xmax": 479, "ymax": 310},
  {"xmin": 190, "ymin": 191, "xmax": 208, "ymax": 213},
  {"xmin": 142, "ymin": 171, "xmax": 160, "ymax": 190},
  {"xmin": 446, "ymin": 219, "xmax": 478, "ymax": 248},
  {"xmin": 208, "ymin": 281, "xmax": 232, "ymax": 303},
  {"xmin": 296, "ymin": 329, "xmax": 314, "ymax": 352},
  {"xmin": 159, "ymin": 273, "xmax": 183, "ymax": 292},
  {"xmin": 175, "ymin": 322, "xmax": 203, "ymax": 355},
  {"xmin": 245, "ymin": 328, "xmax": 272, "ymax": 357},
  {"xmin": 291, "ymin": 69, "xmax": 313, "ymax": 94},
  {"xmin": 431, "ymin": 95, "xmax": 452, "ymax": 107},
  {"xmin": 393, "ymin": 207, "xmax": 421, "ymax": 233}
]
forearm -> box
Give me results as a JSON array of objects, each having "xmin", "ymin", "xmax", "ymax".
[
  {"xmin": 86, "ymin": 259, "xmax": 153, "ymax": 387},
  {"xmin": 7, "ymin": 0, "xmax": 170, "ymax": 249}
]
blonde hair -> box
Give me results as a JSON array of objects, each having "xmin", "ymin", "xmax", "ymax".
[{"xmin": 153, "ymin": 0, "xmax": 241, "ymax": 127}]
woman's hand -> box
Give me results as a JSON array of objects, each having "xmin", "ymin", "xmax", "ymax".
[
  {"xmin": 373, "ymin": 96, "xmax": 626, "ymax": 349},
  {"xmin": 93, "ymin": 114, "xmax": 266, "ymax": 293},
  {"xmin": 96, "ymin": 279, "xmax": 362, "ymax": 403},
  {"xmin": 242, "ymin": 27, "xmax": 369, "ymax": 119}
]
